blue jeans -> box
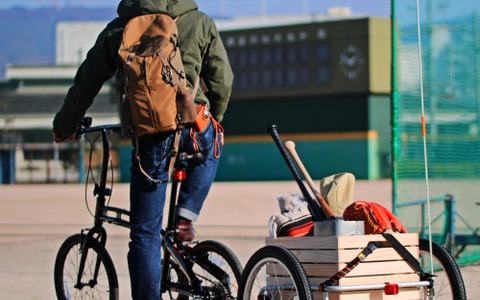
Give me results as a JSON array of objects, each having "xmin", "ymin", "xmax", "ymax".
[{"xmin": 127, "ymin": 121, "xmax": 221, "ymax": 299}]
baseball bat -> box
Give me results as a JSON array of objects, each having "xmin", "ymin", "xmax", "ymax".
[
  {"xmin": 267, "ymin": 125, "xmax": 326, "ymax": 221},
  {"xmin": 284, "ymin": 140, "xmax": 336, "ymax": 219}
]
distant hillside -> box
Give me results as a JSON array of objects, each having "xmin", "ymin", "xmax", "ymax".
[{"xmin": 0, "ymin": 6, "xmax": 117, "ymax": 79}]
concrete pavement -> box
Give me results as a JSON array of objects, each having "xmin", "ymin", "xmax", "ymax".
[{"xmin": 1, "ymin": 180, "xmax": 478, "ymax": 299}]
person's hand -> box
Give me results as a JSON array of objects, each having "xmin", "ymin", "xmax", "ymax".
[{"xmin": 53, "ymin": 132, "xmax": 75, "ymax": 143}]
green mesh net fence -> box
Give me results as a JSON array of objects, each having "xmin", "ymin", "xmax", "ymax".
[{"xmin": 392, "ymin": 0, "xmax": 480, "ymax": 263}]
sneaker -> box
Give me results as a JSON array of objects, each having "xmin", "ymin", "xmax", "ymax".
[{"xmin": 174, "ymin": 218, "xmax": 195, "ymax": 242}]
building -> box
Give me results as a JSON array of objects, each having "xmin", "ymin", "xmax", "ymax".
[
  {"xmin": 216, "ymin": 15, "xmax": 391, "ymax": 180},
  {"xmin": 0, "ymin": 12, "xmax": 391, "ymax": 183}
]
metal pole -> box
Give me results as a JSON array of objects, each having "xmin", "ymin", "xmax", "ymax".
[
  {"xmin": 79, "ymin": 137, "xmax": 85, "ymax": 183},
  {"xmin": 415, "ymin": 0, "xmax": 435, "ymax": 275},
  {"xmin": 391, "ymin": 0, "xmax": 399, "ymax": 214},
  {"xmin": 474, "ymin": 12, "xmax": 480, "ymax": 133}
]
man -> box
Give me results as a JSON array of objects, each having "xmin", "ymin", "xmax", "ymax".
[{"xmin": 53, "ymin": 0, "xmax": 233, "ymax": 298}]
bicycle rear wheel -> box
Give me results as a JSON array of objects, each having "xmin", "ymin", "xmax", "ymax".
[
  {"xmin": 238, "ymin": 245, "xmax": 313, "ymax": 300},
  {"xmin": 176, "ymin": 240, "xmax": 243, "ymax": 299},
  {"xmin": 54, "ymin": 234, "xmax": 119, "ymax": 300},
  {"xmin": 419, "ymin": 238, "xmax": 466, "ymax": 300}
]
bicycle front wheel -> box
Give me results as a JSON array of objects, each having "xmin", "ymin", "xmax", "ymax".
[
  {"xmin": 419, "ymin": 238, "xmax": 466, "ymax": 300},
  {"xmin": 54, "ymin": 234, "xmax": 119, "ymax": 300},
  {"xmin": 238, "ymin": 245, "xmax": 313, "ymax": 300},
  {"xmin": 178, "ymin": 240, "xmax": 243, "ymax": 299}
]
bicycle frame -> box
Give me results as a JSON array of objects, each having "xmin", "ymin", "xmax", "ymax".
[
  {"xmin": 161, "ymin": 160, "xmax": 202, "ymax": 296},
  {"xmin": 160, "ymin": 153, "xmax": 230, "ymax": 298},
  {"xmin": 72, "ymin": 120, "xmax": 229, "ymax": 298}
]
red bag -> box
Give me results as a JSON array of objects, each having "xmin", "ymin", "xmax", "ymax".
[
  {"xmin": 277, "ymin": 214, "xmax": 314, "ymax": 237},
  {"xmin": 343, "ymin": 201, "xmax": 407, "ymax": 234}
]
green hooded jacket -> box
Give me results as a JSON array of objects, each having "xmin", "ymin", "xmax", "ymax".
[{"xmin": 53, "ymin": 0, "xmax": 233, "ymax": 138}]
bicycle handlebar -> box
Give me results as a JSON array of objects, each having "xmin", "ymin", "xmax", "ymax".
[{"xmin": 75, "ymin": 117, "xmax": 122, "ymax": 139}]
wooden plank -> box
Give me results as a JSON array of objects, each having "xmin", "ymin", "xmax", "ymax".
[
  {"xmin": 313, "ymin": 287, "xmax": 421, "ymax": 300},
  {"xmin": 302, "ymin": 260, "xmax": 416, "ymax": 277},
  {"xmin": 267, "ymin": 260, "xmax": 416, "ymax": 277},
  {"xmin": 288, "ymin": 246, "xmax": 419, "ymax": 263},
  {"xmin": 266, "ymin": 233, "xmax": 419, "ymax": 250},
  {"xmin": 266, "ymin": 276, "xmax": 298, "ymax": 289},
  {"xmin": 305, "ymin": 273, "xmax": 420, "ymax": 286}
]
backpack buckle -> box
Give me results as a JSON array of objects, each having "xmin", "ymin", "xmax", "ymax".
[{"xmin": 162, "ymin": 65, "xmax": 174, "ymax": 85}]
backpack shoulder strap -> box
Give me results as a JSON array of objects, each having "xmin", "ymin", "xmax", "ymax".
[
  {"xmin": 192, "ymin": 76, "xmax": 200, "ymax": 98},
  {"xmin": 172, "ymin": 12, "xmax": 201, "ymax": 99},
  {"xmin": 167, "ymin": 130, "xmax": 181, "ymax": 180}
]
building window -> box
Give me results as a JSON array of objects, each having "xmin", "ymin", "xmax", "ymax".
[
  {"xmin": 238, "ymin": 35, "xmax": 247, "ymax": 47},
  {"xmin": 238, "ymin": 50, "xmax": 248, "ymax": 67},
  {"xmin": 299, "ymin": 31, "xmax": 308, "ymax": 41},
  {"xmin": 261, "ymin": 48, "xmax": 272, "ymax": 66},
  {"xmin": 285, "ymin": 45, "xmax": 308, "ymax": 64},
  {"xmin": 317, "ymin": 28, "xmax": 327, "ymax": 40},
  {"xmin": 249, "ymin": 34, "xmax": 259, "ymax": 45},
  {"xmin": 261, "ymin": 69, "xmax": 272, "ymax": 87},
  {"xmin": 298, "ymin": 45, "xmax": 308, "ymax": 63},
  {"xmin": 286, "ymin": 46, "xmax": 297, "ymax": 64},
  {"xmin": 226, "ymin": 36, "xmax": 236, "ymax": 47},
  {"xmin": 315, "ymin": 66, "xmax": 330, "ymax": 84},
  {"xmin": 227, "ymin": 50, "xmax": 236, "ymax": 67},
  {"xmin": 315, "ymin": 44, "xmax": 330, "ymax": 62},
  {"xmin": 249, "ymin": 49, "xmax": 259, "ymax": 66},
  {"xmin": 286, "ymin": 32, "xmax": 296, "ymax": 43},
  {"xmin": 273, "ymin": 32, "xmax": 283, "ymax": 43},
  {"xmin": 237, "ymin": 71, "xmax": 248, "ymax": 88},
  {"xmin": 261, "ymin": 35, "xmax": 271, "ymax": 45},
  {"xmin": 286, "ymin": 68, "xmax": 297, "ymax": 86},
  {"xmin": 298, "ymin": 66, "xmax": 309, "ymax": 85},
  {"xmin": 273, "ymin": 68, "xmax": 283, "ymax": 86},
  {"xmin": 249, "ymin": 70, "xmax": 261, "ymax": 88},
  {"xmin": 273, "ymin": 47, "xmax": 283, "ymax": 64}
]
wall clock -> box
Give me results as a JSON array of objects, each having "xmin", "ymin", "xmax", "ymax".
[{"xmin": 338, "ymin": 44, "xmax": 365, "ymax": 80}]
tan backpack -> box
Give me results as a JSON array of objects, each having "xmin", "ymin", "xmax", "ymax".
[{"xmin": 118, "ymin": 13, "xmax": 197, "ymax": 138}]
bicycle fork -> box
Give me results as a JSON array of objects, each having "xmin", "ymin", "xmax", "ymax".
[{"xmin": 75, "ymin": 227, "xmax": 107, "ymax": 290}]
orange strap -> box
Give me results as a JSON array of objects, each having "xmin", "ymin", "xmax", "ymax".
[
  {"xmin": 189, "ymin": 116, "xmax": 224, "ymax": 159},
  {"xmin": 212, "ymin": 118, "xmax": 224, "ymax": 159}
]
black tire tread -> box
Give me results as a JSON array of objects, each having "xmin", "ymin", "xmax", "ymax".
[
  {"xmin": 239, "ymin": 245, "xmax": 313, "ymax": 300},
  {"xmin": 419, "ymin": 238, "xmax": 466, "ymax": 300},
  {"xmin": 190, "ymin": 240, "xmax": 243, "ymax": 280},
  {"xmin": 54, "ymin": 234, "xmax": 119, "ymax": 300},
  {"xmin": 175, "ymin": 240, "xmax": 243, "ymax": 300}
]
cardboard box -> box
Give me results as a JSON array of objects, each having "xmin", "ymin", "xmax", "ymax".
[{"xmin": 266, "ymin": 233, "xmax": 421, "ymax": 300}]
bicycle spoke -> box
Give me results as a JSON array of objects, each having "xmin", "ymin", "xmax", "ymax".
[{"xmin": 54, "ymin": 234, "xmax": 118, "ymax": 300}]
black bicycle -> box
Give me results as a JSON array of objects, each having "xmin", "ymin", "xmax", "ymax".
[{"xmin": 53, "ymin": 117, "xmax": 243, "ymax": 300}]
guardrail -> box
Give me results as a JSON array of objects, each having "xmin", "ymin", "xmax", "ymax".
[{"xmin": 396, "ymin": 194, "xmax": 480, "ymax": 259}]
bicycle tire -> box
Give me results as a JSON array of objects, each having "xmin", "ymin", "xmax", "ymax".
[
  {"xmin": 419, "ymin": 238, "xmax": 466, "ymax": 300},
  {"xmin": 173, "ymin": 240, "xmax": 243, "ymax": 300},
  {"xmin": 238, "ymin": 245, "xmax": 313, "ymax": 300},
  {"xmin": 54, "ymin": 234, "xmax": 119, "ymax": 300},
  {"xmin": 162, "ymin": 257, "xmax": 186, "ymax": 300}
]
